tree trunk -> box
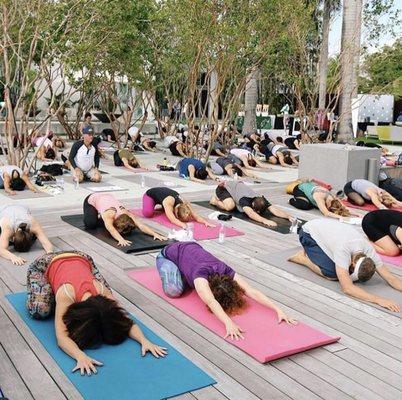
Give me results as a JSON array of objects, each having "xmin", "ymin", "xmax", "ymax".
[
  {"xmin": 318, "ymin": 0, "xmax": 331, "ymax": 110},
  {"xmin": 351, "ymin": 0, "xmax": 362, "ymax": 99},
  {"xmin": 338, "ymin": 0, "xmax": 362, "ymax": 142},
  {"xmin": 243, "ymin": 67, "xmax": 258, "ymax": 135}
]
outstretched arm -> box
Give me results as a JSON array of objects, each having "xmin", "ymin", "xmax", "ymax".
[
  {"xmin": 31, "ymin": 218, "xmax": 53, "ymax": 253},
  {"xmin": 337, "ymin": 268, "xmax": 400, "ymax": 312},
  {"xmin": 234, "ymin": 274, "xmax": 296, "ymax": 324},
  {"xmin": 23, "ymin": 175, "xmax": 38, "ymax": 193},
  {"xmin": 122, "ymin": 157, "xmax": 138, "ymax": 172},
  {"xmin": 243, "ymin": 206, "xmax": 277, "ymax": 227},
  {"xmin": 126, "ymin": 212, "xmax": 166, "ymax": 240},
  {"xmin": 187, "ymin": 203, "xmax": 214, "ymax": 227},
  {"xmin": 267, "ymin": 205, "xmax": 291, "ymax": 220},
  {"xmin": 162, "ymin": 198, "xmax": 187, "ymax": 229},
  {"xmin": 0, "ymin": 225, "xmax": 25, "ymax": 265},
  {"xmin": 377, "ymin": 266, "xmax": 402, "ymax": 291},
  {"xmin": 368, "ymin": 190, "xmax": 387, "ymax": 210},
  {"xmin": 103, "ymin": 214, "xmax": 131, "ymax": 246}
]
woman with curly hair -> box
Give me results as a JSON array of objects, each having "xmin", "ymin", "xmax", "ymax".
[
  {"xmin": 27, "ymin": 251, "xmax": 166, "ymax": 376},
  {"xmin": 289, "ymin": 180, "xmax": 357, "ymax": 219},
  {"xmin": 156, "ymin": 242, "xmax": 296, "ymax": 340},
  {"xmin": 83, "ymin": 193, "xmax": 166, "ymax": 247}
]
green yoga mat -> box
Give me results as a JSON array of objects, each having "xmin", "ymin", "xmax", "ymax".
[{"xmin": 194, "ymin": 201, "xmax": 305, "ymax": 234}]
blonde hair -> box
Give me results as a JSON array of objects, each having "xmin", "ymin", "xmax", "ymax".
[
  {"xmin": 382, "ymin": 193, "xmax": 395, "ymax": 208},
  {"xmin": 176, "ymin": 203, "xmax": 192, "ymax": 222},
  {"xmin": 113, "ymin": 214, "xmax": 136, "ymax": 235},
  {"xmin": 329, "ymin": 199, "xmax": 351, "ymax": 217}
]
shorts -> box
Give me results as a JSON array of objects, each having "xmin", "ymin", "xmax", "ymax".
[
  {"xmin": 209, "ymin": 161, "xmax": 224, "ymax": 175},
  {"xmin": 343, "ymin": 181, "xmax": 355, "ymax": 196},
  {"xmin": 298, "ymin": 228, "xmax": 337, "ymax": 278},
  {"xmin": 215, "ymin": 186, "xmax": 232, "ymax": 201},
  {"xmin": 0, "ymin": 175, "xmax": 4, "ymax": 189},
  {"xmin": 362, "ymin": 210, "xmax": 402, "ymax": 244},
  {"xmin": 81, "ymin": 167, "xmax": 100, "ymax": 181}
]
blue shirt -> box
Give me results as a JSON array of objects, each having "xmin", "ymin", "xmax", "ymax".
[{"xmin": 178, "ymin": 158, "xmax": 204, "ymax": 178}]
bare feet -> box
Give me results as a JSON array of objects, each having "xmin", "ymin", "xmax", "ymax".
[
  {"xmin": 288, "ymin": 250, "xmax": 307, "ymax": 265},
  {"xmin": 210, "ymin": 196, "xmax": 219, "ymax": 206}
]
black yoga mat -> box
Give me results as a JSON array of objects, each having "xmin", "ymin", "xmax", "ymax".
[
  {"xmin": 61, "ymin": 214, "xmax": 173, "ymax": 254},
  {"xmin": 194, "ymin": 201, "xmax": 306, "ymax": 234}
]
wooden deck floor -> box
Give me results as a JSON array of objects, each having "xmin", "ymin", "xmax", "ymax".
[{"xmin": 1, "ymin": 156, "xmax": 402, "ymax": 400}]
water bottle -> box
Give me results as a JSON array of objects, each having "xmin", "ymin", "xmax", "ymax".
[
  {"xmin": 289, "ymin": 218, "xmax": 299, "ymax": 234},
  {"xmin": 163, "ymin": 157, "xmax": 168, "ymax": 167},
  {"xmin": 218, "ymin": 222, "xmax": 225, "ymax": 243},
  {"xmin": 74, "ymin": 175, "xmax": 79, "ymax": 190},
  {"xmin": 60, "ymin": 177, "xmax": 65, "ymax": 192},
  {"xmin": 140, "ymin": 174, "xmax": 145, "ymax": 188},
  {"xmin": 234, "ymin": 172, "xmax": 238, "ymax": 181},
  {"xmin": 186, "ymin": 222, "xmax": 194, "ymax": 240}
]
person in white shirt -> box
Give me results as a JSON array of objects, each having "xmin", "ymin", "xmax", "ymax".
[{"xmin": 289, "ymin": 218, "xmax": 402, "ymax": 312}]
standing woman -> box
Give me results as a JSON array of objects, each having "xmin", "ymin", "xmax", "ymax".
[
  {"xmin": 0, "ymin": 205, "xmax": 53, "ymax": 265},
  {"xmin": 83, "ymin": 193, "xmax": 166, "ymax": 247},
  {"xmin": 156, "ymin": 242, "xmax": 296, "ymax": 339},
  {"xmin": 362, "ymin": 210, "xmax": 402, "ymax": 256},
  {"xmin": 27, "ymin": 251, "xmax": 167, "ymax": 375},
  {"xmin": 142, "ymin": 187, "xmax": 214, "ymax": 229}
]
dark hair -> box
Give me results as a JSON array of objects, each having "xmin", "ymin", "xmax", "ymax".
[
  {"xmin": 194, "ymin": 125, "xmax": 200, "ymax": 131},
  {"xmin": 161, "ymin": 127, "xmax": 167, "ymax": 133},
  {"xmin": 353, "ymin": 254, "xmax": 376, "ymax": 282},
  {"xmin": 128, "ymin": 157, "xmax": 139, "ymax": 168},
  {"xmin": 248, "ymin": 158, "xmax": 257, "ymax": 167},
  {"xmin": 10, "ymin": 175, "xmax": 26, "ymax": 191},
  {"xmin": 113, "ymin": 214, "xmax": 136, "ymax": 235},
  {"xmin": 63, "ymin": 295, "xmax": 133, "ymax": 349},
  {"xmin": 232, "ymin": 165, "xmax": 243, "ymax": 177},
  {"xmin": 208, "ymin": 274, "xmax": 247, "ymax": 315},
  {"xmin": 252, "ymin": 196, "xmax": 268, "ymax": 214},
  {"xmin": 149, "ymin": 140, "xmax": 156, "ymax": 148},
  {"xmin": 84, "ymin": 112, "xmax": 92, "ymax": 119},
  {"xmin": 276, "ymin": 136, "xmax": 284, "ymax": 143},
  {"xmin": 45, "ymin": 148, "xmax": 56, "ymax": 159},
  {"xmin": 194, "ymin": 167, "xmax": 208, "ymax": 180},
  {"xmin": 283, "ymin": 151, "xmax": 293, "ymax": 165},
  {"xmin": 13, "ymin": 223, "xmax": 36, "ymax": 252}
]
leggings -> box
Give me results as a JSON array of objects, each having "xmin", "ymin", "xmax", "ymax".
[
  {"xmin": 362, "ymin": 210, "xmax": 402, "ymax": 243},
  {"xmin": 83, "ymin": 195, "xmax": 102, "ymax": 229},
  {"xmin": 379, "ymin": 178, "xmax": 402, "ymax": 201},
  {"xmin": 156, "ymin": 251, "xmax": 185, "ymax": 298},
  {"xmin": 142, "ymin": 193, "xmax": 156, "ymax": 218},
  {"xmin": 289, "ymin": 185, "xmax": 314, "ymax": 210},
  {"xmin": 26, "ymin": 251, "xmax": 110, "ymax": 319}
]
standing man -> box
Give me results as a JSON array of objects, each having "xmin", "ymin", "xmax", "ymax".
[{"xmin": 68, "ymin": 127, "xmax": 102, "ymax": 183}]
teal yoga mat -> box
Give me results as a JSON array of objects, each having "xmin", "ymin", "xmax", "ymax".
[{"xmin": 7, "ymin": 293, "xmax": 215, "ymax": 400}]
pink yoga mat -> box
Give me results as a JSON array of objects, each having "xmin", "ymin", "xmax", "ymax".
[
  {"xmin": 131, "ymin": 209, "xmax": 244, "ymax": 240},
  {"xmin": 128, "ymin": 269, "xmax": 340, "ymax": 363},
  {"xmin": 380, "ymin": 254, "xmax": 402, "ymax": 268},
  {"xmin": 342, "ymin": 200, "xmax": 402, "ymax": 212}
]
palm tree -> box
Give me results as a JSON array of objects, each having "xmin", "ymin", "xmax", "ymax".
[
  {"xmin": 243, "ymin": 67, "xmax": 258, "ymax": 135},
  {"xmin": 338, "ymin": 0, "xmax": 362, "ymax": 142}
]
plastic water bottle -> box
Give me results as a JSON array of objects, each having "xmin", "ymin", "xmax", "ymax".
[
  {"xmin": 186, "ymin": 222, "xmax": 194, "ymax": 240},
  {"xmin": 289, "ymin": 218, "xmax": 299, "ymax": 234},
  {"xmin": 60, "ymin": 177, "xmax": 65, "ymax": 192},
  {"xmin": 74, "ymin": 175, "xmax": 79, "ymax": 190},
  {"xmin": 163, "ymin": 157, "xmax": 168, "ymax": 167},
  {"xmin": 140, "ymin": 174, "xmax": 145, "ymax": 188},
  {"xmin": 218, "ymin": 222, "xmax": 225, "ymax": 243},
  {"xmin": 234, "ymin": 172, "xmax": 238, "ymax": 181}
]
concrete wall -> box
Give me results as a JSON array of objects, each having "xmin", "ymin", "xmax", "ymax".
[{"xmin": 298, "ymin": 143, "xmax": 381, "ymax": 191}]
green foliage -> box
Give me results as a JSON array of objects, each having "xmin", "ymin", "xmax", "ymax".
[{"xmin": 359, "ymin": 39, "xmax": 402, "ymax": 99}]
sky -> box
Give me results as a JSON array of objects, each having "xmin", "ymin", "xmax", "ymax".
[{"xmin": 328, "ymin": 3, "xmax": 401, "ymax": 57}]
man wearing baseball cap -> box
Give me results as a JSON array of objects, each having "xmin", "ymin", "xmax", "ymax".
[
  {"xmin": 68, "ymin": 126, "xmax": 101, "ymax": 183},
  {"xmin": 289, "ymin": 218, "xmax": 402, "ymax": 312}
]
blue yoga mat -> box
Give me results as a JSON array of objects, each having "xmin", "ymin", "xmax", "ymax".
[{"xmin": 7, "ymin": 293, "xmax": 215, "ymax": 400}]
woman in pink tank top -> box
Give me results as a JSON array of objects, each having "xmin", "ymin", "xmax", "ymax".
[
  {"xmin": 83, "ymin": 193, "xmax": 166, "ymax": 247},
  {"xmin": 27, "ymin": 251, "xmax": 167, "ymax": 376}
]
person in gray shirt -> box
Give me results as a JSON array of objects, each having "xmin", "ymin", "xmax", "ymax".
[{"xmin": 289, "ymin": 218, "xmax": 402, "ymax": 312}]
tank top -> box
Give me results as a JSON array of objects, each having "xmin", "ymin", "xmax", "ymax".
[
  {"xmin": 146, "ymin": 187, "xmax": 182, "ymax": 207},
  {"xmin": 88, "ymin": 193, "xmax": 125, "ymax": 216},
  {"xmin": 351, "ymin": 179, "xmax": 380, "ymax": 200},
  {"xmin": 0, "ymin": 205, "xmax": 31, "ymax": 231},
  {"xmin": 46, "ymin": 256, "xmax": 99, "ymax": 301},
  {"xmin": 0, "ymin": 165, "xmax": 23, "ymax": 180}
]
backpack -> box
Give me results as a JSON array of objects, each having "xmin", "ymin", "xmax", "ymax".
[
  {"xmin": 113, "ymin": 150, "xmax": 123, "ymax": 166},
  {"xmin": 40, "ymin": 164, "xmax": 63, "ymax": 176}
]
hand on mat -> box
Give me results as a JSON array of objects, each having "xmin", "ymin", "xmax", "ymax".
[
  {"xmin": 277, "ymin": 310, "xmax": 298, "ymax": 325},
  {"xmin": 224, "ymin": 321, "xmax": 244, "ymax": 340},
  {"xmin": 141, "ymin": 339, "xmax": 168, "ymax": 358},
  {"xmin": 117, "ymin": 239, "xmax": 132, "ymax": 247},
  {"xmin": 153, "ymin": 234, "xmax": 167, "ymax": 241},
  {"xmin": 7, "ymin": 190, "xmax": 16, "ymax": 196},
  {"xmin": 203, "ymin": 220, "xmax": 215, "ymax": 228},
  {"xmin": 262, "ymin": 219, "xmax": 277, "ymax": 228},
  {"xmin": 10, "ymin": 255, "xmax": 26, "ymax": 266},
  {"xmin": 73, "ymin": 355, "xmax": 103, "ymax": 376},
  {"xmin": 377, "ymin": 298, "xmax": 401, "ymax": 312}
]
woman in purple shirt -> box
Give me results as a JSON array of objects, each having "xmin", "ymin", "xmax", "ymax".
[{"xmin": 156, "ymin": 242, "xmax": 296, "ymax": 340}]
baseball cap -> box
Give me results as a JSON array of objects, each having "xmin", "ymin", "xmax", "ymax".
[{"xmin": 83, "ymin": 126, "xmax": 94, "ymax": 135}]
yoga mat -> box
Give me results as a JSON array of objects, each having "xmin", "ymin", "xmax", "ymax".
[
  {"xmin": 119, "ymin": 174, "xmax": 184, "ymax": 188},
  {"xmin": 128, "ymin": 269, "xmax": 340, "ymax": 363},
  {"xmin": 61, "ymin": 214, "xmax": 173, "ymax": 254},
  {"xmin": 194, "ymin": 201, "xmax": 306, "ymax": 235},
  {"xmin": 7, "ymin": 292, "xmax": 215, "ymax": 400},
  {"xmin": 257, "ymin": 247, "xmax": 402, "ymax": 318},
  {"xmin": 86, "ymin": 185, "xmax": 125, "ymax": 193},
  {"xmin": 131, "ymin": 209, "xmax": 244, "ymax": 240},
  {"xmin": 380, "ymin": 254, "xmax": 402, "ymax": 269},
  {"xmin": 342, "ymin": 200, "xmax": 402, "ymax": 212},
  {"xmin": 3, "ymin": 190, "xmax": 53, "ymax": 199}
]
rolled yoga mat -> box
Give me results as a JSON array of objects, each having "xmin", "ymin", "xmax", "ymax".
[
  {"xmin": 342, "ymin": 200, "xmax": 402, "ymax": 212},
  {"xmin": 131, "ymin": 209, "xmax": 244, "ymax": 240},
  {"xmin": 193, "ymin": 201, "xmax": 306, "ymax": 234},
  {"xmin": 6, "ymin": 292, "xmax": 215, "ymax": 400},
  {"xmin": 61, "ymin": 214, "xmax": 173, "ymax": 254},
  {"xmin": 255, "ymin": 247, "xmax": 402, "ymax": 318},
  {"xmin": 127, "ymin": 268, "xmax": 340, "ymax": 363}
]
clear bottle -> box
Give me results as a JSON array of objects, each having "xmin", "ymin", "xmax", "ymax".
[
  {"xmin": 233, "ymin": 172, "xmax": 238, "ymax": 181},
  {"xmin": 140, "ymin": 174, "xmax": 146, "ymax": 188},
  {"xmin": 74, "ymin": 175, "xmax": 79, "ymax": 190},
  {"xmin": 218, "ymin": 222, "xmax": 225, "ymax": 243},
  {"xmin": 186, "ymin": 222, "xmax": 194, "ymax": 240},
  {"xmin": 163, "ymin": 157, "xmax": 168, "ymax": 167},
  {"xmin": 60, "ymin": 177, "xmax": 65, "ymax": 192}
]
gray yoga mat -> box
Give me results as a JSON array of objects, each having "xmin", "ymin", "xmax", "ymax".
[
  {"xmin": 118, "ymin": 174, "xmax": 184, "ymax": 188},
  {"xmin": 257, "ymin": 247, "xmax": 402, "ymax": 317},
  {"xmin": 4, "ymin": 189, "xmax": 53, "ymax": 199}
]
